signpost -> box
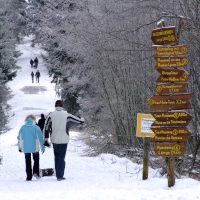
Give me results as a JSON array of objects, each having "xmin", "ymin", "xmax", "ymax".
[
  {"xmin": 155, "ymin": 57, "xmax": 188, "ymax": 69},
  {"xmin": 149, "ymin": 21, "xmax": 193, "ymax": 187},
  {"xmin": 156, "ymin": 83, "xmax": 188, "ymax": 95},
  {"xmin": 154, "ymin": 143, "xmax": 186, "ymax": 157},
  {"xmin": 153, "ymin": 45, "xmax": 188, "ymax": 56},
  {"xmin": 151, "ymin": 111, "xmax": 192, "ymax": 127},
  {"xmin": 151, "ymin": 127, "xmax": 191, "ymax": 142},
  {"xmin": 148, "ymin": 93, "xmax": 193, "ymax": 111},
  {"xmin": 151, "ymin": 127, "xmax": 191, "ymax": 135},
  {"xmin": 156, "ymin": 69, "xmax": 189, "ymax": 82},
  {"xmin": 151, "ymin": 26, "xmax": 178, "ymax": 45},
  {"xmin": 152, "ymin": 134, "xmax": 190, "ymax": 142}
]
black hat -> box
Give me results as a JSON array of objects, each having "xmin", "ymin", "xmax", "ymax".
[{"xmin": 55, "ymin": 100, "xmax": 63, "ymax": 107}]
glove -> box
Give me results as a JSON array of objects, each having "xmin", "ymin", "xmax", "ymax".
[
  {"xmin": 41, "ymin": 148, "xmax": 45, "ymax": 154},
  {"xmin": 44, "ymin": 140, "xmax": 51, "ymax": 147},
  {"xmin": 80, "ymin": 117, "xmax": 85, "ymax": 124}
]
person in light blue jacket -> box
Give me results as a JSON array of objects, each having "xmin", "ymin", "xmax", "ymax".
[{"xmin": 17, "ymin": 114, "xmax": 45, "ymax": 181}]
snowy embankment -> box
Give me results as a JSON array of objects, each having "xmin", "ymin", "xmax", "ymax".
[{"xmin": 0, "ymin": 36, "xmax": 199, "ymax": 200}]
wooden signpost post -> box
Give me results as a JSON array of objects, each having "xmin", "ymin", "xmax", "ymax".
[
  {"xmin": 148, "ymin": 20, "xmax": 193, "ymax": 187},
  {"xmin": 136, "ymin": 114, "xmax": 155, "ymax": 180}
]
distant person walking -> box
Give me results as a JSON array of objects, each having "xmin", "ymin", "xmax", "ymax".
[
  {"xmin": 17, "ymin": 114, "xmax": 45, "ymax": 181},
  {"xmin": 44, "ymin": 100, "xmax": 85, "ymax": 181},
  {"xmin": 34, "ymin": 57, "xmax": 38, "ymax": 68},
  {"xmin": 30, "ymin": 59, "xmax": 34, "ymax": 68},
  {"xmin": 31, "ymin": 71, "xmax": 34, "ymax": 83},
  {"xmin": 35, "ymin": 70, "xmax": 40, "ymax": 83}
]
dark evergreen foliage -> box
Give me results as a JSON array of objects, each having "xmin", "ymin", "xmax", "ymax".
[{"xmin": 0, "ymin": 0, "xmax": 27, "ymax": 134}]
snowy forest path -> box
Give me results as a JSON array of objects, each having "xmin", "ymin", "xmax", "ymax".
[
  {"xmin": 0, "ymin": 35, "xmax": 57, "ymax": 183},
  {"xmin": 0, "ymin": 35, "xmax": 139, "ymax": 199}
]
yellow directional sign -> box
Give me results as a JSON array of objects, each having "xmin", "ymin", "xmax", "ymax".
[
  {"xmin": 156, "ymin": 69, "xmax": 189, "ymax": 83},
  {"xmin": 154, "ymin": 45, "xmax": 188, "ymax": 56},
  {"xmin": 155, "ymin": 143, "xmax": 186, "ymax": 157},
  {"xmin": 151, "ymin": 111, "xmax": 193, "ymax": 127},
  {"xmin": 148, "ymin": 94, "xmax": 193, "ymax": 111},
  {"xmin": 155, "ymin": 57, "xmax": 188, "ymax": 69},
  {"xmin": 151, "ymin": 27, "xmax": 178, "ymax": 45},
  {"xmin": 156, "ymin": 83, "xmax": 188, "ymax": 95}
]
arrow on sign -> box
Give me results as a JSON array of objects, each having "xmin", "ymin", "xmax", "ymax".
[
  {"xmin": 148, "ymin": 93, "xmax": 193, "ymax": 111},
  {"xmin": 155, "ymin": 57, "xmax": 188, "ymax": 69},
  {"xmin": 151, "ymin": 111, "xmax": 193, "ymax": 127},
  {"xmin": 153, "ymin": 45, "xmax": 188, "ymax": 57},
  {"xmin": 152, "ymin": 134, "xmax": 190, "ymax": 142},
  {"xmin": 154, "ymin": 143, "xmax": 186, "ymax": 157},
  {"xmin": 151, "ymin": 27, "xmax": 178, "ymax": 45},
  {"xmin": 156, "ymin": 69, "xmax": 189, "ymax": 83},
  {"xmin": 151, "ymin": 127, "xmax": 191, "ymax": 135},
  {"xmin": 156, "ymin": 83, "xmax": 188, "ymax": 95}
]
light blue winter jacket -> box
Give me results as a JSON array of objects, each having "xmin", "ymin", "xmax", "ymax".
[{"xmin": 17, "ymin": 117, "xmax": 45, "ymax": 153}]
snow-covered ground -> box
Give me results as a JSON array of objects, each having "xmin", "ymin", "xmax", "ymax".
[{"xmin": 0, "ymin": 36, "xmax": 199, "ymax": 200}]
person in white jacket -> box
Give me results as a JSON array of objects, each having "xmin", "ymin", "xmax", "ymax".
[{"xmin": 44, "ymin": 100, "xmax": 85, "ymax": 181}]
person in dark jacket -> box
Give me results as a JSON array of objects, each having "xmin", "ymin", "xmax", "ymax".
[
  {"xmin": 34, "ymin": 57, "xmax": 38, "ymax": 68},
  {"xmin": 31, "ymin": 71, "xmax": 34, "ymax": 83},
  {"xmin": 38, "ymin": 114, "xmax": 45, "ymax": 131},
  {"xmin": 38, "ymin": 114, "xmax": 50, "ymax": 147},
  {"xmin": 30, "ymin": 59, "xmax": 34, "ymax": 68},
  {"xmin": 35, "ymin": 70, "xmax": 40, "ymax": 83},
  {"xmin": 44, "ymin": 100, "xmax": 85, "ymax": 181},
  {"xmin": 17, "ymin": 114, "xmax": 45, "ymax": 181}
]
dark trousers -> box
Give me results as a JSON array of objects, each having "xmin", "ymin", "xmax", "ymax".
[
  {"xmin": 52, "ymin": 143, "xmax": 68, "ymax": 179},
  {"xmin": 25, "ymin": 152, "xmax": 39, "ymax": 180},
  {"xmin": 36, "ymin": 77, "xmax": 39, "ymax": 83}
]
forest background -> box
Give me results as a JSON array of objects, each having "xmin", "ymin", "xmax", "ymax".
[{"xmin": 0, "ymin": 0, "xmax": 200, "ymax": 179}]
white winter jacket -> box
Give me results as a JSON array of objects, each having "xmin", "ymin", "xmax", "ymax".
[{"xmin": 44, "ymin": 107, "xmax": 84, "ymax": 144}]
